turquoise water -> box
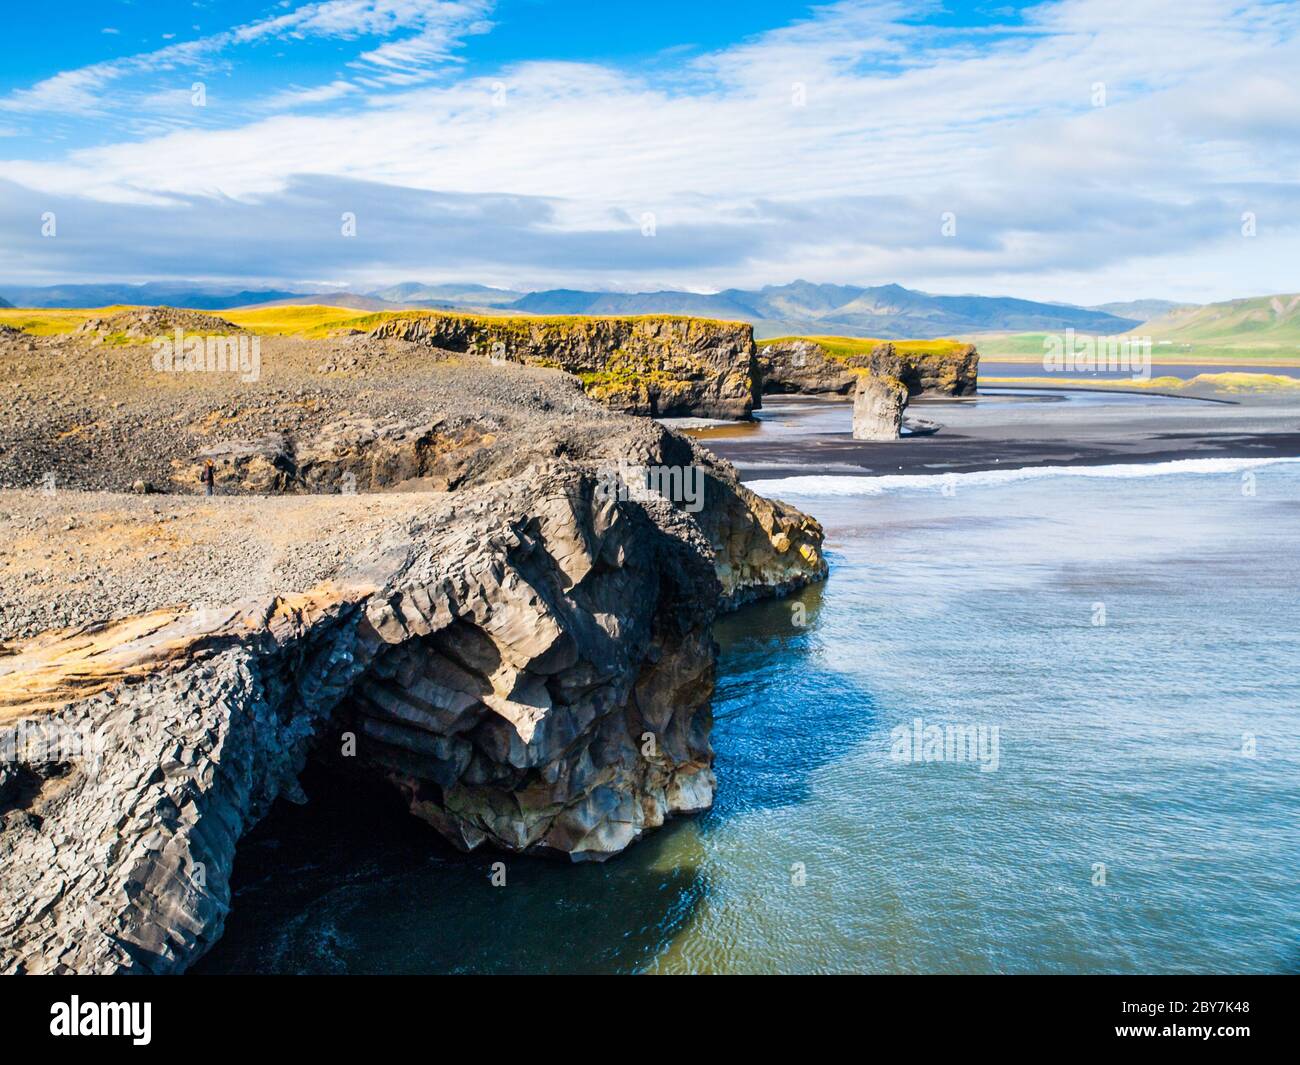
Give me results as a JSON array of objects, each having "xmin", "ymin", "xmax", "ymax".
[{"xmin": 197, "ymin": 458, "xmax": 1300, "ymax": 974}]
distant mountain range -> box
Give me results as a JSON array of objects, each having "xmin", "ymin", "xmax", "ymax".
[
  {"xmin": 367, "ymin": 282, "xmax": 525, "ymax": 308},
  {"xmin": 0, "ymin": 279, "xmax": 1168, "ymax": 337},
  {"xmin": 504, "ymin": 282, "xmax": 1145, "ymax": 337},
  {"xmin": 6, "ymin": 280, "xmax": 1291, "ymax": 354},
  {"xmin": 0, "ymin": 282, "xmax": 306, "ymax": 311},
  {"xmin": 1088, "ymin": 299, "xmax": 1190, "ymax": 322}
]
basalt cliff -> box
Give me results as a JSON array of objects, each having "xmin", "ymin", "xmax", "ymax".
[
  {"xmin": 757, "ymin": 337, "xmax": 979, "ymax": 398},
  {"xmin": 368, "ymin": 312, "xmax": 759, "ymax": 420},
  {"xmin": 0, "ymin": 312, "xmax": 823, "ymax": 974}
]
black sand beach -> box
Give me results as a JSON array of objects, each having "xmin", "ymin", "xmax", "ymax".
[{"xmin": 692, "ymin": 388, "xmax": 1300, "ymax": 480}]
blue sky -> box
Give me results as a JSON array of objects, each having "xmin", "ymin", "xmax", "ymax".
[{"xmin": 2, "ymin": 0, "xmax": 1298, "ymax": 302}]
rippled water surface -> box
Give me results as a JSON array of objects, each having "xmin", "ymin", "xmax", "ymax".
[{"xmin": 197, "ymin": 459, "xmax": 1300, "ymax": 974}]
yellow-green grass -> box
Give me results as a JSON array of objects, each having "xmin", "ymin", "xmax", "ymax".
[
  {"xmin": 202, "ymin": 305, "xmax": 750, "ymax": 337},
  {"xmin": 0, "ymin": 306, "xmax": 138, "ymax": 335},
  {"xmin": 1, "ymin": 304, "xmax": 751, "ymax": 340},
  {"xmin": 759, "ymin": 335, "xmax": 968, "ymax": 358},
  {"xmin": 226, "ymin": 305, "xmax": 754, "ymax": 335},
  {"xmin": 220, "ymin": 305, "xmax": 379, "ymax": 336},
  {"xmin": 0, "ymin": 303, "xmax": 374, "ymax": 338}
]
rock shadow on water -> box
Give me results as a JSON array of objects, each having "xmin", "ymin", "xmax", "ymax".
[
  {"xmin": 192, "ymin": 764, "xmax": 709, "ymax": 975},
  {"xmin": 705, "ymin": 575, "xmax": 882, "ymax": 821}
]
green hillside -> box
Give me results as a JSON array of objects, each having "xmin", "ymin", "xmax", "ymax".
[
  {"xmin": 964, "ymin": 293, "xmax": 1300, "ymax": 363},
  {"xmin": 1138, "ymin": 293, "xmax": 1300, "ymax": 353}
]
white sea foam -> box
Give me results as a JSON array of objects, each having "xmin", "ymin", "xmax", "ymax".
[{"xmin": 748, "ymin": 456, "xmax": 1300, "ymax": 498}]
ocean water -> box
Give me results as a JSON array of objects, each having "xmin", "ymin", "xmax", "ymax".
[{"xmin": 196, "ymin": 457, "xmax": 1300, "ymax": 974}]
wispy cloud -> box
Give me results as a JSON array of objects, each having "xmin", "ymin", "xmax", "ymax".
[
  {"xmin": 259, "ymin": 80, "xmax": 361, "ymax": 111},
  {"xmin": 0, "ymin": 0, "xmax": 493, "ymax": 117},
  {"xmin": 1, "ymin": 0, "xmax": 1298, "ymax": 301}
]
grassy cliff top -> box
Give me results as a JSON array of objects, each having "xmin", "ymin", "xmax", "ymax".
[
  {"xmin": 758, "ymin": 334, "xmax": 970, "ymax": 357},
  {"xmin": 0, "ymin": 304, "xmax": 749, "ymax": 338},
  {"xmin": 230, "ymin": 306, "xmax": 751, "ymax": 335}
]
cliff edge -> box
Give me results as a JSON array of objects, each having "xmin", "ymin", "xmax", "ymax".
[
  {"xmin": 757, "ymin": 335, "xmax": 979, "ymax": 397},
  {"xmin": 0, "ymin": 326, "xmax": 824, "ymax": 974},
  {"xmin": 368, "ymin": 312, "xmax": 759, "ymax": 419}
]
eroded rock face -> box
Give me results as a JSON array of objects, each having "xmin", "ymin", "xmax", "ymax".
[
  {"xmin": 0, "ymin": 321, "xmax": 828, "ymax": 974},
  {"xmin": 867, "ymin": 344, "xmax": 979, "ymax": 396},
  {"xmin": 339, "ymin": 473, "xmax": 718, "ymax": 860},
  {"xmin": 370, "ymin": 313, "xmax": 759, "ymax": 419},
  {"xmin": 171, "ymin": 416, "xmax": 494, "ymax": 494},
  {"xmin": 757, "ymin": 339, "xmax": 860, "ymax": 395},
  {"xmin": 0, "ymin": 592, "xmax": 365, "ymax": 974},
  {"xmin": 852, "ymin": 375, "xmax": 909, "ymax": 440},
  {"xmin": 758, "ymin": 339, "xmax": 979, "ymax": 397},
  {"xmin": 162, "ymin": 407, "xmax": 828, "ymax": 609},
  {"xmin": 0, "ymin": 464, "xmax": 766, "ymax": 973}
]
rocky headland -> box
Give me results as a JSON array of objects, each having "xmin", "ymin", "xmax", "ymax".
[
  {"xmin": 368, "ymin": 311, "xmax": 759, "ymax": 419},
  {"xmin": 0, "ymin": 308, "xmax": 824, "ymax": 974},
  {"xmin": 757, "ymin": 336, "xmax": 979, "ymax": 398}
]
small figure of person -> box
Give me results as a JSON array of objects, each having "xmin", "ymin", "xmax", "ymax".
[{"xmin": 201, "ymin": 460, "xmax": 215, "ymax": 497}]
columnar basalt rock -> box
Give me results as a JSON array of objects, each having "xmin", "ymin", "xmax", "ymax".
[
  {"xmin": 0, "ymin": 469, "xmax": 719, "ymax": 971},
  {"xmin": 0, "ymin": 590, "xmax": 370, "ymax": 974},
  {"xmin": 0, "ymin": 313, "xmax": 826, "ymax": 974},
  {"xmin": 0, "ymin": 454, "xmax": 823, "ymax": 973}
]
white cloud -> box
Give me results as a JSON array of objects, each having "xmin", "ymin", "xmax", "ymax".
[
  {"xmin": 0, "ymin": 0, "xmax": 493, "ymax": 116},
  {"xmin": 260, "ymin": 80, "xmax": 360, "ymax": 110},
  {"xmin": 1, "ymin": 0, "xmax": 1298, "ymax": 300}
]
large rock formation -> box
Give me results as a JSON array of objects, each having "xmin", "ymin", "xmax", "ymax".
[
  {"xmin": 852, "ymin": 374, "xmax": 909, "ymax": 440},
  {"xmin": 0, "ymin": 312, "xmax": 827, "ymax": 974},
  {"xmin": 758, "ymin": 337, "xmax": 978, "ymax": 398},
  {"xmin": 0, "ymin": 464, "xmax": 748, "ymax": 973},
  {"xmin": 369, "ymin": 313, "xmax": 759, "ymax": 419}
]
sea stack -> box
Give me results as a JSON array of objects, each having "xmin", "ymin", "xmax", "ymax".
[{"xmin": 852, "ymin": 374, "xmax": 908, "ymax": 440}]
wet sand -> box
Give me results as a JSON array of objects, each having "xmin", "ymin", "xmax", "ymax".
[{"xmin": 691, "ymin": 388, "xmax": 1300, "ymax": 480}]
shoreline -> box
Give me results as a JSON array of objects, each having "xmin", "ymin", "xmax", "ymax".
[
  {"xmin": 719, "ymin": 435, "xmax": 1300, "ymax": 482},
  {"xmin": 696, "ymin": 389, "xmax": 1300, "ymax": 481}
]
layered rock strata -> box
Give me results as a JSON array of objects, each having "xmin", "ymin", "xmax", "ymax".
[
  {"xmin": 0, "ymin": 317, "xmax": 826, "ymax": 974},
  {"xmin": 368, "ymin": 313, "xmax": 759, "ymax": 419},
  {"xmin": 0, "ymin": 467, "xmax": 732, "ymax": 972}
]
